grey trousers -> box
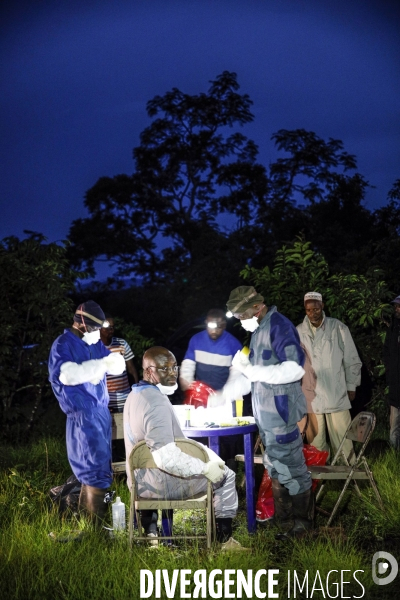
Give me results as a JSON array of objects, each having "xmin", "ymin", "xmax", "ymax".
[{"xmin": 134, "ymin": 465, "xmax": 238, "ymax": 519}]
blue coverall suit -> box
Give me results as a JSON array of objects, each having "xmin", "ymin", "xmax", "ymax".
[
  {"xmin": 48, "ymin": 329, "xmax": 112, "ymax": 488},
  {"xmin": 249, "ymin": 306, "xmax": 311, "ymax": 495}
]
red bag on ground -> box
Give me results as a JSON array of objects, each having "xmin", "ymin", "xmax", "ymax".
[
  {"xmin": 183, "ymin": 381, "xmax": 216, "ymax": 409},
  {"xmin": 255, "ymin": 444, "xmax": 329, "ymax": 521}
]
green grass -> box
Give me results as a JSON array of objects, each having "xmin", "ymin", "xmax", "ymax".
[{"xmin": 1, "ymin": 436, "xmax": 399, "ymax": 600}]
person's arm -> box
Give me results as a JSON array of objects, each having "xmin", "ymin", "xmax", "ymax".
[
  {"xmin": 59, "ymin": 353, "xmax": 125, "ymax": 385},
  {"xmin": 143, "ymin": 393, "xmax": 223, "ymax": 482},
  {"xmin": 382, "ymin": 326, "xmax": 391, "ymax": 376},
  {"xmin": 179, "ymin": 359, "xmax": 196, "ymax": 391},
  {"xmin": 338, "ymin": 324, "xmax": 362, "ymax": 394},
  {"xmin": 125, "ymin": 358, "xmax": 139, "ymax": 385}
]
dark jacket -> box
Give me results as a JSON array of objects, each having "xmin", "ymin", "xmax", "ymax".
[{"xmin": 383, "ymin": 318, "xmax": 400, "ymax": 408}]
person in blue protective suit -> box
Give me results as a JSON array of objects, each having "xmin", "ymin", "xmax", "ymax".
[
  {"xmin": 226, "ymin": 286, "xmax": 314, "ymax": 540},
  {"xmin": 48, "ymin": 300, "xmax": 125, "ymax": 525}
]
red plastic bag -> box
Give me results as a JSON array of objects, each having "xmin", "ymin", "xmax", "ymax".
[
  {"xmin": 255, "ymin": 444, "xmax": 329, "ymax": 521},
  {"xmin": 183, "ymin": 381, "xmax": 216, "ymax": 409}
]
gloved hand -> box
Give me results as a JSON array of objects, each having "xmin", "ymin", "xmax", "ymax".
[
  {"xmin": 231, "ymin": 349, "xmax": 251, "ymax": 375},
  {"xmin": 203, "ymin": 461, "xmax": 225, "ymax": 483},
  {"xmin": 207, "ymin": 391, "xmax": 226, "ymax": 408},
  {"xmin": 103, "ymin": 352, "xmax": 125, "ymax": 375},
  {"xmin": 204, "ymin": 446, "xmax": 225, "ymax": 467}
]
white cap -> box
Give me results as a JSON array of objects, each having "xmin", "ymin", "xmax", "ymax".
[{"xmin": 304, "ymin": 292, "xmax": 323, "ymax": 303}]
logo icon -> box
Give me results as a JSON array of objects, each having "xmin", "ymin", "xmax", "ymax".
[{"xmin": 372, "ymin": 551, "xmax": 398, "ymax": 586}]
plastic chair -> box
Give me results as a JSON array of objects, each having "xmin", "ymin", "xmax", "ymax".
[
  {"xmin": 308, "ymin": 411, "xmax": 384, "ymax": 526},
  {"xmin": 111, "ymin": 413, "xmax": 126, "ymax": 473},
  {"xmin": 128, "ymin": 438, "xmax": 215, "ymax": 548}
]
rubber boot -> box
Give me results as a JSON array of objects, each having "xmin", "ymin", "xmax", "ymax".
[
  {"xmin": 216, "ymin": 517, "xmax": 233, "ymax": 543},
  {"xmin": 266, "ymin": 479, "xmax": 293, "ymax": 529},
  {"xmin": 275, "ymin": 488, "xmax": 314, "ymax": 540},
  {"xmin": 78, "ymin": 484, "xmax": 108, "ymax": 527}
]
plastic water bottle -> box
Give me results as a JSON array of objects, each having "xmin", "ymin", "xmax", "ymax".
[{"xmin": 112, "ymin": 496, "xmax": 126, "ymax": 531}]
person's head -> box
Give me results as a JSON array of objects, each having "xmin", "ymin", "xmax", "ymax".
[
  {"xmin": 226, "ymin": 286, "xmax": 266, "ymax": 321},
  {"xmin": 391, "ymin": 296, "xmax": 400, "ymax": 319},
  {"xmin": 205, "ymin": 309, "xmax": 227, "ymax": 340},
  {"xmin": 72, "ymin": 300, "xmax": 108, "ymax": 344},
  {"xmin": 304, "ymin": 292, "xmax": 324, "ymax": 327},
  {"xmin": 142, "ymin": 347, "xmax": 179, "ymax": 388},
  {"xmin": 100, "ymin": 314, "xmax": 115, "ymax": 345}
]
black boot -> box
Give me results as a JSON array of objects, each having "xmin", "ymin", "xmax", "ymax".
[
  {"xmin": 140, "ymin": 510, "xmax": 159, "ymax": 545},
  {"xmin": 275, "ymin": 488, "xmax": 314, "ymax": 540},
  {"xmin": 266, "ymin": 479, "xmax": 293, "ymax": 529},
  {"xmin": 216, "ymin": 517, "xmax": 233, "ymax": 543},
  {"xmin": 78, "ymin": 484, "xmax": 108, "ymax": 527}
]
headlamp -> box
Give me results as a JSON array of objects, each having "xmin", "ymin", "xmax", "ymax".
[
  {"xmin": 207, "ymin": 321, "xmax": 218, "ymax": 329},
  {"xmin": 226, "ymin": 311, "xmax": 233, "ymax": 318}
]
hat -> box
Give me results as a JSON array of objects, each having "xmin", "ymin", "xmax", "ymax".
[
  {"xmin": 391, "ymin": 296, "xmax": 400, "ymax": 305},
  {"xmin": 226, "ymin": 286, "xmax": 264, "ymax": 315},
  {"xmin": 304, "ymin": 292, "xmax": 323, "ymax": 303},
  {"xmin": 73, "ymin": 300, "xmax": 106, "ymax": 328}
]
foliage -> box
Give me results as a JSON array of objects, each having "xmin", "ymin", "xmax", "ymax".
[
  {"xmin": 0, "ymin": 234, "xmax": 81, "ymax": 440},
  {"xmin": 111, "ymin": 317, "xmax": 154, "ymax": 370},
  {"xmin": 68, "ymin": 71, "xmax": 267, "ymax": 282},
  {"xmin": 241, "ymin": 236, "xmax": 393, "ymax": 376}
]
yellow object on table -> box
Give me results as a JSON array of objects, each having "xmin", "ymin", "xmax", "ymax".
[{"xmin": 235, "ymin": 398, "xmax": 243, "ymax": 417}]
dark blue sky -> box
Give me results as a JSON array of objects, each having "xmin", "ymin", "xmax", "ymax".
[{"xmin": 1, "ymin": 0, "xmax": 399, "ymax": 254}]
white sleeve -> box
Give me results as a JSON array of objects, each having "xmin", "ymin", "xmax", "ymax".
[
  {"xmin": 244, "ymin": 361, "xmax": 305, "ymax": 384},
  {"xmin": 180, "ymin": 358, "xmax": 196, "ymax": 384},
  {"xmin": 152, "ymin": 442, "xmax": 206, "ymax": 477},
  {"xmin": 222, "ymin": 367, "xmax": 251, "ymax": 401},
  {"xmin": 59, "ymin": 358, "xmax": 107, "ymax": 386}
]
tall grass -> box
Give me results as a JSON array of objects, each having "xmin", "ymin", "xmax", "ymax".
[{"xmin": 1, "ymin": 436, "xmax": 399, "ymax": 599}]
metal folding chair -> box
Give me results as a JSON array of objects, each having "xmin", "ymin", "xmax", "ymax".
[
  {"xmin": 128, "ymin": 438, "xmax": 215, "ymax": 548},
  {"xmin": 308, "ymin": 411, "xmax": 384, "ymax": 526}
]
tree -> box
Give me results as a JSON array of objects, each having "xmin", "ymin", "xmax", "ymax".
[
  {"xmin": 0, "ymin": 234, "xmax": 79, "ymax": 439},
  {"xmin": 68, "ymin": 71, "xmax": 267, "ymax": 282},
  {"xmin": 241, "ymin": 236, "xmax": 392, "ymax": 377}
]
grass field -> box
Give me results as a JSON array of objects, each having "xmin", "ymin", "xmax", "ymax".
[{"xmin": 1, "ymin": 432, "xmax": 399, "ymax": 600}]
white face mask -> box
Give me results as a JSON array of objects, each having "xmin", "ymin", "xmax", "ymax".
[
  {"xmin": 240, "ymin": 316, "xmax": 259, "ymax": 332},
  {"xmin": 82, "ymin": 330, "xmax": 101, "ymax": 345},
  {"xmin": 156, "ymin": 382, "xmax": 178, "ymax": 396}
]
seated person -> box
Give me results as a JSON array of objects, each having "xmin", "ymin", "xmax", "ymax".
[{"xmin": 123, "ymin": 346, "xmax": 246, "ymax": 549}]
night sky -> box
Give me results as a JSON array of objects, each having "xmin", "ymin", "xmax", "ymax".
[{"xmin": 1, "ymin": 1, "xmax": 399, "ymax": 267}]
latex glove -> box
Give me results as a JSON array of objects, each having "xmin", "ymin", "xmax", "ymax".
[
  {"xmin": 231, "ymin": 350, "xmax": 251, "ymax": 375},
  {"xmin": 204, "ymin": 446, "xmax": 225, "ymax": 467},
  {"xmin": 203, "ymin": 461, "xmax": 225, "ymax": 483},
  {"xmin": 103, "ymin": 352, "xmax": 125, "ymax": 375},
  {"xmin": 244, "ymin": 361, "xmax": 305, "ymax": 384},
  {"xmin": 207, "ymin": 391, "xmax": 226, "ymax": 409}
]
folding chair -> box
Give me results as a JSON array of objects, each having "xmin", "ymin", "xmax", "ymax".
[
  {"xmin": 128, "ymin": 438, "xmax": 215, "ymax": 548},
  {"xmin": 111, "ymin": 413, "xmax": 126, "ymax": 474},
  {"xmin": 308, "ymin": 411, "xmax": 384, "ymax": 526}
]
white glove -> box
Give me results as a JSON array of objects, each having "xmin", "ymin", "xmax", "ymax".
[
  {"xmin": 203, "ymin": 461, "xmax": 225, "ymax": 483},
  {"xmin": 103, "ymin": 352, "xmax": 125, "ymax": 375},
  {"xmin": 203, "ymin": 445, "xmax": 225, "ymax": 467},
  {"xmin": 244, "ymin": 361, "xmax": 305, "ymax": 384},
  {"xmin": 207, "ymin": 391, "xmax": 226, "ymax": 408},
  {"xmin": 231, "ymin": 350, "xmax": 250, "ymax": 374},
  {"xmin": 221, "ymin": 367, "xmax": 251, "ymax": 401}
]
